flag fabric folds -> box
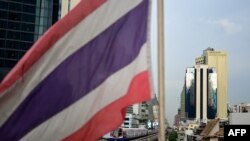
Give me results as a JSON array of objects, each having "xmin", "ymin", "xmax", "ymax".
[{"xmin": 0, "ymin": 0, "xmax": 152, "ymax": 140}]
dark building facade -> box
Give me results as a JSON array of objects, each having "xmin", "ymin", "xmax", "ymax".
[
  {"xmin": 0, "ymin": 0, "xmax": 60, "ymax": 80},
  {"xmin": 207, "ymin": 68, "xmax": 217, "ymax": 119},
  {"xmin": 185, "ymin": 67, "xmax": 196, "ymax": 119}
]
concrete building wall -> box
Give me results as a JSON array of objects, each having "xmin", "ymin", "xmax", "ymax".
[
  {"xmin": 133, "ymin": 104, "xmax": 140, "ymax": 115},
  {"xmin": 202, "ymin": 66, "xmax": 208, "ymax": 122},
  {"xmin": 195, "ymin": 66, "xmax": 201, "ymax": 121},
  {"xmin": 206, "ymin": 51, "xmax": 228, "ymax": 119},
  {"xmin": 141, "ymin": 102, "xmax": 150, "ymax": 120},
  {"xmin": 195, "ymin": 65, "xmax": 208, "ymax": 123},
  {"xmin": 180, "ymin": 87, "xmax": 186, "ymax": 121},
  {"xmin": 153, "ymin": 105, "xmax": 159, "ymax": 123},
  {"xmin": 229, "ymin": 113, "xmax": 250, "ymax": 125}
]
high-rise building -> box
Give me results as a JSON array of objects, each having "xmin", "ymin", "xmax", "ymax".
[
  {"xmin": 180, "ymin": 86, "xmax": 186, "ymax": 121},
  {"xmin": 174, "ymin": 109, "xmax": 181, "ymax": 127},
  {"xmin": 0, "ymin": 0, "xmax": 60, "ymax": 80},
  {"xmin": 195, "ymin": 48, "xmax": 228, "ymax": 119},
  {"xmin": 185, "ymin": 65, "xmax": 217, "ymax": 123}
]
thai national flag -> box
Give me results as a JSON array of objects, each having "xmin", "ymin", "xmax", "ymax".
[{"xmin": 0, "ymin": 0, "xmax": 152, "ymax": 140}]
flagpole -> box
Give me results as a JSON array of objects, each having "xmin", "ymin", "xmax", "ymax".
[{"xmin": 157, "ymin": 0, "xmax": 166, "ymax": 140}]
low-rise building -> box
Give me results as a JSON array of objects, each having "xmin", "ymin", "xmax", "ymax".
[
  {"xmin": 229, "ymin": 113, "xmax": 250, "ymax": 125},
  {"xmin": 233, "ymin": 103, "xmax": 250, "ymax": 113},
  {"xmin": 122, "ymin": 113, "xmax": 139, "ymax": 128}
]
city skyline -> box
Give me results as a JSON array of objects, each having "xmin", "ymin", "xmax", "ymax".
[{"xmin": 150, "ymin": 0, "xmax": 250, "ymax": 125}]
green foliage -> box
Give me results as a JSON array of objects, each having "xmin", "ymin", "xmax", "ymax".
[{"xmin": 168, "ymin": 131, "xmax": 178, "ymax": 141}]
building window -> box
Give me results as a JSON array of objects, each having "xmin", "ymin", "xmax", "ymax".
[
  {"xmin": 8, "ymin": 21, "xmax": 21, "ymax": 30},
  {"xmin": 0, "ymin": 39, "xmax": 5, "ymax": 47},
  {"xmin": 20, "ymin": 42, "xmax": 33, "ymax": 50},
  {"xmin": 5, "ymin": 60, "xmax": 17, "ymax": 67},
  {"xmin": 21, "ymin": 14, "xmax": 35, "ymax": 23},
  {"xmin": 7, "ymin": 31, "xmax": 20, "ymax": 40},
  {"xmin": 6, "ymin": 40, "xmax": 20, "ymax": 49},
  {"xmin": 18, "ymin": 51, "xmax": 25, "ymax": 59},
  {"xmin": 9, "ymin": 3, "xmax": 22, "ymax": 11},
  {"xmin": 21, "ymin": 32, "xmax": 34, "ymax": 42},
  {"xmin": 0, "ymin": 21, "xmax": 7, "ymax": 29},
  {"xmin": 6, "ymin": 50, "xmax": 18, "ymax": 59},
  {"xmin": 21, "ymin": 23, "xmax": 35, "ymax": 32},
  {"xmin": 0, "ymin": 1, "xmax": 8, "ymax": 10},
  {"xmin": 0, "ymin": 11, "xmax": 8, "ymax": 19},
  {"xmin": 0, "ymin": 30, "xmax": 6, "ymax": 38},
  {"xmin": 22, "ymin": 0, "xmax": 36, "ymax": 5},
  {"xmin": 0, "ymin": 49, "xmax": 5, "ymax": 58},
  {"xmin": 9, "ymin": 12, "xmax": 21, "ymax": 21},
  {"xmin": 23, "ymin": 5, "xmax": 36, "ymax": 13}
]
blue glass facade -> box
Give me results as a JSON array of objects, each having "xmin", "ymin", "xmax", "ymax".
[
  {"xmin": 185, "ymin": 68, "xmax": 196, "ymax": 119},
  {"xmin": 207, "ymin": 68, "xmax": 217, "ymax": 119},
  {"xmin": 0, "ymin": 0, "xmax": 60, "ymax": 80}
]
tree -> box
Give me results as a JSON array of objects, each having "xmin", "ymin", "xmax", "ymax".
[{"xmin": 168, "ymin": 131, "xmax": 178, "ymax": 141}]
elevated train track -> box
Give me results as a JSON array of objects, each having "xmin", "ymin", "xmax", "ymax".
[
  {"xmin": 101, "ymin": 127, "xmax": 159, "ymax": 141},
  {"xmin": 130, "ymin": 132, "xmax": 158, "ymax": 141}
]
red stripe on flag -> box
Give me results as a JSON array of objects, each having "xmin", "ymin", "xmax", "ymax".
[
  {"xmin": 63, "ymin": 71, "xmax": 151, "ymax": 141},
  {"xmin": 0, "ymin": 0, "xmax": 107, "ymax": 93}
]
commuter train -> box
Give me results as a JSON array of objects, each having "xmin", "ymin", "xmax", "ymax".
[{"xmin": 102, "ymin": 127, "xmax": 157, "ymax": 140}]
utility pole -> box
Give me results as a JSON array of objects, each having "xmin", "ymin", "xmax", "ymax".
[{"xmin": 157, "ymin": 0, "xmax": 166, "ymax": 140}]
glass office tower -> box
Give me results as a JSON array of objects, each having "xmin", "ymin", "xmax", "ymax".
[
  {"xmin": 0, "ymin": 0, "xmax": 60, "ymax": 80},
  {"xmin": 207, "ymin": 68, "xmax": 217, "ymax": 119},
  {"xmin": 185, "ymin": 68, "xmax": 196, "ymax": 119}
]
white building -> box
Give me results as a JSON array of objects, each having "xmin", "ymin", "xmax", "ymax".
[
  {"xmin": 229, "ymin": 113, "xmax": 250, "ymax": 125},
  {"xmin": 233, "ymin": 103, "xmax": 250, "ymax": 113},
  {"xmin": 122, "ymin": 113, "xmax": 139, "ymax": 128}
]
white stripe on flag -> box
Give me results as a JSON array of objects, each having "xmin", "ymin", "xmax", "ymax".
[
  {"xmin": 21, "ymin": 43, "xmax": 148, "ymax": 141},
  {"xmin": 0, "ymin": 0, "xmax": 143, "ymax": 126}
]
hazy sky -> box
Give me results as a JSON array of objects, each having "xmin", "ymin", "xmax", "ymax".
[{"xmin": 150, "ymin": 0, "xmax": 250, "ymax": 126}]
